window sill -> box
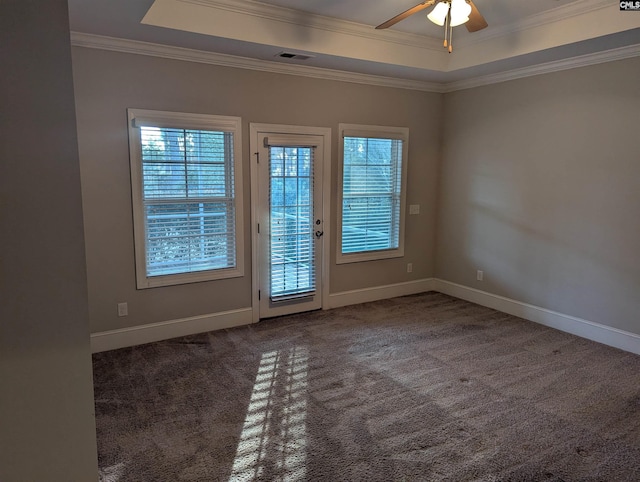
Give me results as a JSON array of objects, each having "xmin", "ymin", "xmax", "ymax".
[
  {"xmin": 335, "ymin": 247, "xmax": 404, "ymax": 265},
  {"xmin": 136, "ymin": 266, "xmax": 244, "ymax": 289}
]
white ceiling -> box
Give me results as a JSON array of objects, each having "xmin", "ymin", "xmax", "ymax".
[{"xmin": 68, "ymin": 0, "xmax": 640, "ymax": 90}]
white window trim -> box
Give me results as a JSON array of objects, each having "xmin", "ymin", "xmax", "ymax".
[
  {"xmin": 336, "ymin": 123, "xmax": 408, "ymax": 265},
  {"xmin": 127, "ymin": 108, "xmax": 244, "ymax": 289}
]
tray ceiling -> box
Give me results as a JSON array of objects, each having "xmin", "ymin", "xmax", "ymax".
[{"xmin": 68, "ymin": 0, "xmax": 640, "ymax": 90}]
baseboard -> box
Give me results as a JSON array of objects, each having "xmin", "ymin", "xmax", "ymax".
[
  {"xmin": 90, "ymin": 307, "xmax": 254, "ymax": 353},
  {"xmin": 91, "ymin": 279, "xmax": 640, "ymax": 355},
  {"xmin": 92, "ymin": 279, "xmax": 434, "ymax": 352},
  {"xmin": 328, "ymin": 278, "xmax": 435, "ymax": 309},
  {"xmin": 433, "ymin": 279, "xmax": 640, "ymax": 356}
]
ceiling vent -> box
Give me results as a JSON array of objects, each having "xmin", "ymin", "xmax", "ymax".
[{"xmin": 275, "ymin": 51, "xmax": 314, "ymax": 61}]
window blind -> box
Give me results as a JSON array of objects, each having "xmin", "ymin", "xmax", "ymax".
[
  {"xmin": 341, "ymin": 136, "xmax": 403, "ymax": 254},
  {"xmin": 139, "ymin": 126, "xmax": 236, "ymax": 277},
  {"xmin": 268, "ymin": 146, "xmax": 316, "ymax": 300}
]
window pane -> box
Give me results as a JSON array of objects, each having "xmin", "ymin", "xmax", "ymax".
[
  {"xmin": 342, "ymin": 136, "xmax": 403, "ymax": 254},
  {"xmin": 142, "ymin": 161, "xmax": 186, "ymax": 199},
  {"xmin": 145, "ymin": 202, "xmax": 235, "ymax": 276},
  {"xmin": 139, "ymin": 125, "xmax": 236, "ymax": 277},
  {"xmin": 187, "ymin": 162, "xmax": 228, "ymax": 198},
  {"xmin": 269, "ymin": 146, "xmax": 315, "ymax": 299}
]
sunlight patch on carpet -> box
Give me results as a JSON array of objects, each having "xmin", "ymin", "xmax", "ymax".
[
  {"xmin": 230, "ymin": 346, "xmax": 309, "ymax": 480},
  {"xmin": 98, "ymin": 462, "xmax": 126, "ymax": 482}
]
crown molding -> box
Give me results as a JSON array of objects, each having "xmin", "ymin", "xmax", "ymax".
[
  {"xmin": 70, "ymin": 32, "xmax": 640, "ymax": 94},
  {"xmin": 179, "ymin": 0, "xmax": 443, "ymax": 51},
  {"xmin": 457, "ymin": 0, "xmax": 612, "ymax": 47},
  {"xmin": 445, "ymin": 43, "xmax": 640, "ymax": 92},
  {"xmin": 70, "ymin": 32, "xmax": 446, "ymax": 93}
]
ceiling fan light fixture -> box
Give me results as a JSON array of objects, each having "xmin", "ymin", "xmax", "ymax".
[
  {"xmin": 376, "ymin": 0, "xmax": 487, "ymax": 53},
  {"xmin": 427, "ymin": 2, "xmax": 450, "ymax": 26},
  {"xmin": 449, "ymin": 15, "xmax": 469, "ymax": 27},
  {"xmin": 449, "ymin": 0, "xmax": 472, "ymax": 26}
]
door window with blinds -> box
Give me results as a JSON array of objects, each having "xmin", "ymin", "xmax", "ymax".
[
  {"xmin": 337, "ymin": 124, "xmax": 408, "ymax": 264},
  {"xmin": 127, "ymin": 109, "xmax": 243, "ymax": 288},
  {"xmin": 268, "ymin": 144, "xmax": 315, "ymax": 300}
]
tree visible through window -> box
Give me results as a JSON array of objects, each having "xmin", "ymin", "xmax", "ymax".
[{"xmin": 128, "ymin": 110, "xmax": 243, "ymax": 288}]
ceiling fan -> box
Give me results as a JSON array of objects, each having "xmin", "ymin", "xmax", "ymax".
[{"xmin": 376, "ymin": 0, "xmax": 488, "ymax": 52}]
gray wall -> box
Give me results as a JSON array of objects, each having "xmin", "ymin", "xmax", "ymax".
[
  {"xmin": 0, "ymin": 1, "xmax": 98, "ymax": 480},
  {"xmin": 71, "ymin": 48, "xmax": 442, "ymax": 333},
  {"xmin": 437, "ymin": 57, "xmax": 640, "ymax": 335}
]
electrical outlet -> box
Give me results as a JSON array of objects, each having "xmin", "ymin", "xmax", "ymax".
[
  {"xmin": 409, "ymin": 204, "xmax": 420, "ymax": 215},
  {"xmin": 117, "ymin": 302, "xmax": 128, "ymax": 317},
  {"xmin": 476, "ymin": 270, "xmax": 484, "ymax": 281},
  {"xmin": 407, "ymin": 263, "xmax": 413, "ymax": 273}
]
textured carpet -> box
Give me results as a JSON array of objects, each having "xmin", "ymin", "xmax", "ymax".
[{"xmin": 93, "ymin": 292, "xmax": 640, "ymax": 481}]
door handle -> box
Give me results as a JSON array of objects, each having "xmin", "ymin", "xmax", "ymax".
[{"xmin": 315, "ymin": 230, "xmax": 324, "ymax": 238}]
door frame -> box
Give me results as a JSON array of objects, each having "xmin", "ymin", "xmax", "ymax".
[{"xmin": 249, "ymin": 123, "xmax": 332, "ymax": 322}]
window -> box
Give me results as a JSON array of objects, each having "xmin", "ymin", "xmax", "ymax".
[
  {"xmin": 337, "ymin": 124, "xmax": 408, "ymax": 264},
  {"xmin": 128, "ymin": 109, "xmax": 243, "ymax": 288}
]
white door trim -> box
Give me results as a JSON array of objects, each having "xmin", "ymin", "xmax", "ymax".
[{"xmin": 249, "ymin": 123, "xmax": 332, "ymax": 322}]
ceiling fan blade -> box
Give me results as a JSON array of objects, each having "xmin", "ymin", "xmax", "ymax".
[
  {"xmin": 375, "ymin": 0, "xmax": 437, "ymax": 30},
  {"xmin": 465, "ymin": 0, "xmax": 488, "ymax": 32}
]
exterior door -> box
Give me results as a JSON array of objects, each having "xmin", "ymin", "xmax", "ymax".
[{"xmin": 254, "ymin": 131, "xmax": 325, "ymax": 319}]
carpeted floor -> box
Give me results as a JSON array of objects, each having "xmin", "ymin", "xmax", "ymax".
[{"xmin": 93, "ymin": 292, "xmax": 640, "ymax": 481}]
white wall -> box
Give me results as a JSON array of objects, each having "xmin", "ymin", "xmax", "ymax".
[
  {"xmin": 437, "ymin": 57, "xmax": 640, "ymax": 336},
  {"xmin": 71, "ymin": 24, "xmax": 640, "ymax": 352},
  {"xmin": 0, "ymin": 1, "xmax": 98, "ymax": 479},
  {"xmin": 71, "ymin": 47, "xmax": 441, "ymax": 335}
]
